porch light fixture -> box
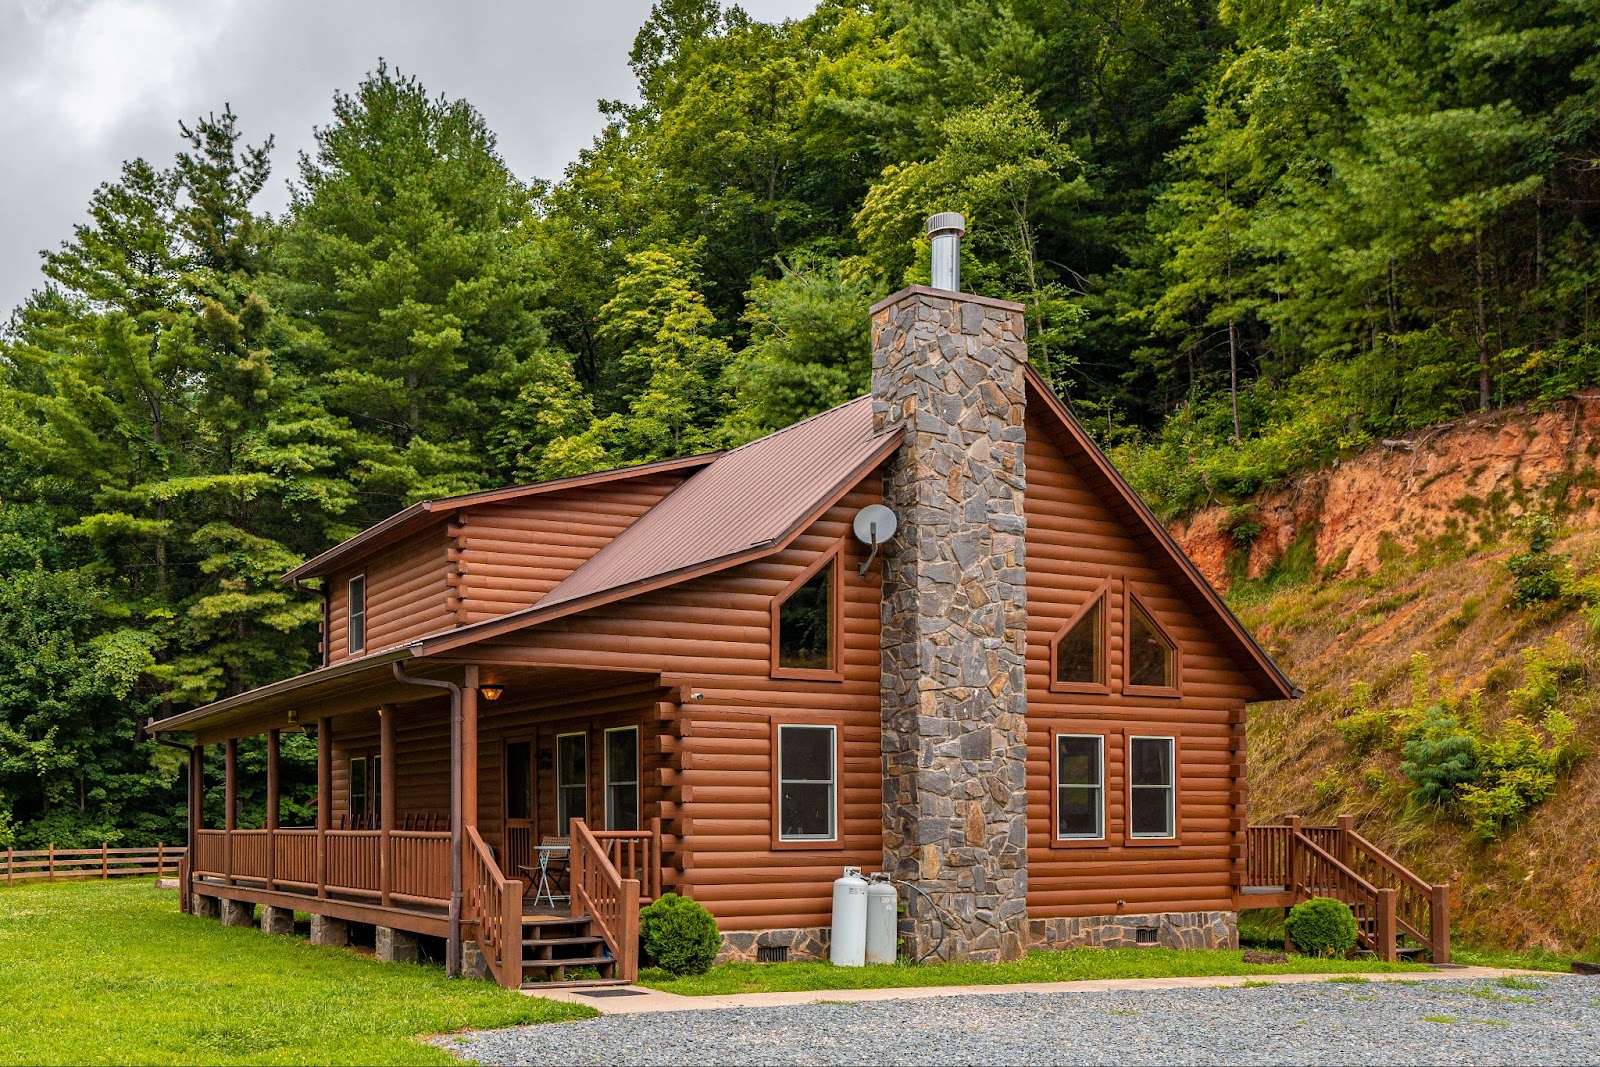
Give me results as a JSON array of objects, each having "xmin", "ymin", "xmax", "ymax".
[
  {"xmin": 478, "ymin": 685, "xmax": 505, "ymax": 702},
  {"xmin": 284, "ymin": 708, "xmax": 304, "ymax": 734}
]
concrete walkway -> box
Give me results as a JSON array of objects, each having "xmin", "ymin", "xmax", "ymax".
[{"xmin": 524, "ymin": 964, "xmax": 1540, "ymax": 1015}]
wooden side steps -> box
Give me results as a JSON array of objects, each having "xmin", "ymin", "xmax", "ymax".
[{"xmin": 519, "ymin": 915, "xmax": 626, "ymax": 987}]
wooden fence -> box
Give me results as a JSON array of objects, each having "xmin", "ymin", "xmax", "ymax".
[{"xmin": 3, "ymin": 843, "xmax": 185, "ymax": 885}]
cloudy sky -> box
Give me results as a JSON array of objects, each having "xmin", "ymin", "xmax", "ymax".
[{"xmin": 0, "ymin": 0, "xmax": 817, "ymax": 317}]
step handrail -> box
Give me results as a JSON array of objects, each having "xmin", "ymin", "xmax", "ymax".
[
  {"xmin": 1292, "ymin": 830, "xmax": 1398, "ymax": 961},
  {"xmin": 569, "ymin": 819, "xmax": 641, "ymax": 982},
  {"xmin": 464, "ymin": 827, "xmax": 523, "ymax": 989},
  {"xmin": 1341, "ymin": 824, "xmax": 1450, "ymax": 963}
]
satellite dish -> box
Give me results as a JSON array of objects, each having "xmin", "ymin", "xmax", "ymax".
[
  {"xmin": 853, "ymin": 504, "xmax": 898, "ymax": 546},
  {"xmin": 852, "ymin": 504, "xmax": 898, "ymax": 577}
]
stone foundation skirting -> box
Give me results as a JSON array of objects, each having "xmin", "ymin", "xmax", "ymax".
[
  {"xmin": 1028, "ymin": 911, "xmax": 1238, "ymax": 951},
  {"xmin": 717, "ymin": 926, "xmax": 830, "ymax": 965}
]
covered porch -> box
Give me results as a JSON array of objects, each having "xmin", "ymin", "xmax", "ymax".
[{"xmin": 161, "ymin": 655, "xmax": 674, "ymax": 987}]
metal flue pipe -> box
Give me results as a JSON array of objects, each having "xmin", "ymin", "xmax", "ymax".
[{"xmin": 926, "ymin": 212, "xmax": 966, "ymax": 292}]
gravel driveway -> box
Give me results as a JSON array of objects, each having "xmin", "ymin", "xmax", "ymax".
[{"xmin": 441, "ymin": 976, "xmax": 1599, "ymax": 1066}]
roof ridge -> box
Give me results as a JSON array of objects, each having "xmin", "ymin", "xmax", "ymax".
[{"xmin": 718, "ymin": 394, "xmax": 880, "ymax": 456}]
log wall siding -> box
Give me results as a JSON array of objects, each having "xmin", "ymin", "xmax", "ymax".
[
  {"xmin": 327, "ymin": 532, "xmax": 453, "ymax": 662},
  {"xmin": 462, "ymin": 477, "xmax": 889, "ymax": 932},
  {"xmin": 1022, "ymin": 415, "xmax": 1251, "ymax": 918},
  {"xmin": 328, "ymin": 681, "xmax": 670, "ymax": 849},
  {"xmin": 450, "ymin": 474, "xmax": 689, "ymax": 624},
  {"xmin": 323, "ymin": 474, "xmax": 692, "ymax": 660}
]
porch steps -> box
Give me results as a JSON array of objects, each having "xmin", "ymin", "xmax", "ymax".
[{"xmin": 518, "ymin": 916, "xmax": 621, "ymax": 985}]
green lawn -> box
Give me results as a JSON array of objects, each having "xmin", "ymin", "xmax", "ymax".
[
  {"xmin": 638, "ymin": 946, "xmax": 1429, "ymax": 996},
  {"xmin": 0, "ymin": 879, "xmax": 593, "ymax": 1066}
]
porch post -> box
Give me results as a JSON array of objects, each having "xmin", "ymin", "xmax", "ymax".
[
  {"xmin": 266, "ymin": 729, "xmax": 280, "ymax": 890},
  {"xmin": 187, "ymin": 742, "xmax": 202, "ymax": 912},
  {"xmin": 224, "ymin": 739, "xmax": 237, "ymax": 886},
  {"xmin": 317, "ymin": 716, "xmax": 332, "ymax": 899},
  {"xmin": 380, "ymin": 705, "xmax": 396, "ymax": 907},
  {"xmin": 462, "ymin": 666, "xmax": 479, "ymax": 830}
]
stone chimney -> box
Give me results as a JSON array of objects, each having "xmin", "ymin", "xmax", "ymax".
[{"xmin": 871, "ymin": 214, "xmax": 1029, "ymax": 963}]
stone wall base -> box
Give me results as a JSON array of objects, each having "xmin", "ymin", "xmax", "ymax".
[
  {"xmin": 717, "ymin": 926, "xmax": 830, "ymax": 965},
  {"xmin": 1028, "ymin": 911, "xmax": 1238, "ymax": 951}
]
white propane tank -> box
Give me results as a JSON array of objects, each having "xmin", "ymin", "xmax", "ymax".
[
  {"xmin": 865, "ymin": 873, "xmax": 898, "ymax": 964},
  {"xmin": 830, "ymin": 866, "xmax": 869, "ymax": 967}
]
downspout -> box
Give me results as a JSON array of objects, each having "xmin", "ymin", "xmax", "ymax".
[{"xmin": 391, "ymin": 661, "xmax": 464, "ymax": 977}]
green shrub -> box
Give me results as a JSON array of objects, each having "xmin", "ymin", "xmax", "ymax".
[
  {"xmin": 1286, "ymin": 897, "xmax": 1359, "ymax": 958},
  {"xmin": 1458, "ymin": 711, "xmax": 1577, "ymax": 840},
  {"xmin": 1399, "ymin": 710, "xmax": 1478, "ymax": 807},
  {"xmin": 1506, "ymin": 514, "xmax": 1566, "ymax": 606},
  {"xmin": 639, "ymin": 893, "xmax": 721, "ymax": 976}
]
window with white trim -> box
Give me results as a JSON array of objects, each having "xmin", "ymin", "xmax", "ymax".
[
  {"xmin": 1129, "ymin": 736, "xmax": 1176, "ymax": 839},
  {"xmin": 556, "ymin": 732, "xmax": 587, "ymax": 829},
  {"xmin": 604, "ymin": 726, "xmax": 639, "ymax": 831},
  {"xmin": 348, "ymin": 574, "xmax": 367, "ymax": 654},
  {"xmin": 1055, "ymin": 735, "xmax": 1104, "ymax": 840},
  {"xmin": 776, "ymin": 724, "xmax": 836, "ymax": 841}
]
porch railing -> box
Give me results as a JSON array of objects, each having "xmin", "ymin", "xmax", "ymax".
[
  {"xmin": 193, "ymin": 827, "xmax": 449, "ymax": 906},
  {"xmin": 595, "ymin": 829, "xmax": 660, "ymax": 903},
  {"xmin": 1243, "ymin": 816, "xmax": 1449, "ymax": 963},
  {"xmin": 465, "ymin": 827, "xmax": 523, "ymax": 989},
  {"xmin": 569, "ymin": 819, "xmax": 641, "ymax": 982}
]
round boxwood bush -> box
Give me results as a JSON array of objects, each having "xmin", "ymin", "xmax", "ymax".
[
  {"xmin": 1285, "ymin": 897, "xmax": 1360, "ymax": 958},
  {"xmin": 639, "ymin": 893, "xmax": 721, "ymax": 976}
]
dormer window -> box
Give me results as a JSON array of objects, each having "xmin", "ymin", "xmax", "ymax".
[
  {"xmin": 1127, "ymin": 597, "xmax": 1177, "ymax": 691},
  {"xmin": 348, "ymin": 574, "xmax": 367, "ymax": 654},
  {"xmin": 772, "ymin": 550, "xmax": 839, "ymax": 679}
]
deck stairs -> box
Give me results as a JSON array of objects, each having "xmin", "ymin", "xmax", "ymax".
[
  {"xmin": 519, "ymin": 914, "xmax": 627, "ymax": 987},
  {"xmin": 1242, "ymin": 815, "xmax": 1451, "ymax": 964}
]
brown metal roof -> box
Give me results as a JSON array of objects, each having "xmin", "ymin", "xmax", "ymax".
[
  {"xmin": 281, "ymin": 452, "xmax": 718, "ymax": 584},
  {"xmin": 412, "ymin": 396, "xmax": 900, "ymax": 654}
]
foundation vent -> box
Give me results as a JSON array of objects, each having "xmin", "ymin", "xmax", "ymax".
[
  {"xmin": 756, "ymin": 945, "xmax": 789, "ymax": 964},
  {"xmin": 1135, "ymin": 927, "xmax": 1159, "ymax": 945}
]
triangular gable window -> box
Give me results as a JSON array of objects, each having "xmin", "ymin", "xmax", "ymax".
[
  {"xmin": 776, "ymin": 559, "xmax": 835, "ymax": 672},
  {"xmin": 1127, "ymin": 599, "xmax": 1177, "ymax": 690},
  {"xmin": 1053, "ymin": 593, "xmax": 1105, "ymax": 687}
]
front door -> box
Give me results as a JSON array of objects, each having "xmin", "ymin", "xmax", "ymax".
[{"xmin": 503, "ymin": 739, "xmax": 534, "ymax": 878}]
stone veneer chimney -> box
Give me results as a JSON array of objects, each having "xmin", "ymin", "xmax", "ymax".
[{"xmin": 871, "ymin": 257, "xmax": 1030, "ymax": 963}]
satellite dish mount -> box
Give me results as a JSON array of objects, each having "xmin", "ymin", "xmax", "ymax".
[{"xmin": 852, "ymin": 504, "xmax": 899, "ymax": 577}]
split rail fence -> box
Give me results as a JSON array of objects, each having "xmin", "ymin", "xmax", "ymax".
[{"xmin": 4, "ymin": 843, "xmax": 186, "ymax": 884}]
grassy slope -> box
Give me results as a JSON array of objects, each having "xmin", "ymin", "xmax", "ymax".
[
  {"xmin": 1232, "ymin": 518, "xmax": 1600, "ymax": 955},
  {"xmin": 0, "ymin": 880, "xmax": 592, "ymax": 1066},
  {"xmin": 639, "ymin": 949, "xmax": 1424, "ymax": 996}
]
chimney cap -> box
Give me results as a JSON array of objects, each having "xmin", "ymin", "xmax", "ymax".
[{"xmin": 926, "ymin": 212, "xmax": 966, "ymax": 238}]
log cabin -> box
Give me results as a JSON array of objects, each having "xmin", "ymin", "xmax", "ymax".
[{"xmin": 149, "ymin": 215, "xmax": 1452, "ymax": 988}]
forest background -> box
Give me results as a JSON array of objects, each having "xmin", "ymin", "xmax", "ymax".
[{"xmin": 0, "ymin": 0, "xmax": 1594, "ymax": 847}]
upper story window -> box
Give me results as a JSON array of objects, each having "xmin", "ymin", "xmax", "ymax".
[
  {"xmin": 1053, "ymin": 592, "xmax": 1106, "ymax": 688},
  {"xmin": 1127, "ymin": 598, "xmax": 1176, "ymax": 691},
  {"xmin": 776, "ymin": 723, "xmax": 836, "ymax": 842},
  {"xmin": 348, "ymin": 574, "xmax": 367, "ymax": 654},
  {"xmin": 773, "ymin": 554, "xmax": 837, "ymax": 677}
]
